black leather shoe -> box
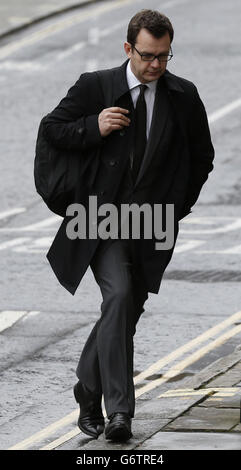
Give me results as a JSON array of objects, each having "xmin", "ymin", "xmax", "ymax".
[
  {"xmin": 73, "ymin": 382, "xmax": 105, "ymax": 439},
  {"xmin": 105, "ymin": 412, "xmax": 133, "ymax": 441}
]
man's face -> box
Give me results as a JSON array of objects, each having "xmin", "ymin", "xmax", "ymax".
[{"xmin": 124, "ymin": 28, "xmax": 171, "ymax": 84}]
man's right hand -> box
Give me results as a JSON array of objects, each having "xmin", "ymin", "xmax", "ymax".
[{"xmin": 98, "ymin": 107, "xmax": 130, "ymax": 137}]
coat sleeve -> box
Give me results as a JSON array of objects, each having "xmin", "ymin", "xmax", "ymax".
[
  {"xmin": 183, "ymin": 85, "xmax": 215, "ymax": 212},
  {"xmin": 42, "ymin": 72, "xmax": 104, "ymax": 151}
]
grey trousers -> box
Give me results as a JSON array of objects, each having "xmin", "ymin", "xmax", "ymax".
[{"xmin": 76, "ymin": 238, "xmax": 149, "ymax": 419}]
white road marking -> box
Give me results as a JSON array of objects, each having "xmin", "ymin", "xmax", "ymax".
[
  {"xmin": 0, "ymin": 238, "xmax": 31, "ymax": 251},
  {"xmin": 175, "ymin": 239, "xmax": 205, "ymax": 253},
  {"xmin": 99, "ymin": 20, "xmax": 127, "ymax": 38},
  {"xmin": 87, "ymin": 27, "xmax": 99, "ymax": 45},
  {"xmin": 55, "ymin": 41, "xmax": 85, "ymax": 61},
  {"xmin": 180, "ymin": 215, "xmax": 237, "ymax": 225},
  {"xmin": 196, "ymin": 245, "xmax": 241, "ymax": 254},
  {"xmin": 0, "ymin": 216, "xmax": 60, "ymax": 232},
  {"xmin": 180, "ymin": 218, "xmax": 241, "ymax": 234},
  {"xmin": 216, "ymin": 244, "xmax": 241, "ymax": 254},
  {"xmin": 0, "ymin": 216, "xmax": 239, "ymax": 234},
  {"xmin": 22, "ymin": 311, "xmax": 40, "ymax": 321},
  {"xmin": 54, "ymin": 23, "xmax": 125, "ymax": 63},
  {"xmin": 208, "ymin": 98, "xmax": 241, "ymax": 124},
  {"xmin": 30, "ymin": 237, "xmax": 53, "ymax": 247},
  {"xmin": 16, "ymin": 216, "xmax": 60, "ymax": 231},
  {"xmin": 13, "ymin": 248, "xmax": 47, "ymax": 253},
  {"xmin": 0, "ymin": 207, "xmax": 26, "ymax": 220},
  {"xmin": 0, "ymin": 310, "xmax": 28, "ymax": 333},
  {"xmin": 13, "ymin": 237, "xmax": 53, "ymax": 252},
  {"xmin": 2, "ymin": 237, "xmax": 241, "ymax": 255},
  {"xmin": 0, "ymin": 60, "xmax": 45, "ymax": 71},
  {"xmin": 52, "ymin": 21, "xmax": 127, "ymax": 64},
  {"xmin": 0, "ymin": 216, "xmax": 241, "ymax": 254}
]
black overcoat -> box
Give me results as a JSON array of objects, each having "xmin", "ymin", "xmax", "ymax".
[{"xmin": 42, "ymin": 59, "xmax": 214, "ymax": 295}]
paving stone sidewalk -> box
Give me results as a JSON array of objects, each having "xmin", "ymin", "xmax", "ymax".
[
  {"xmin": 62, "ymin": 347, "xmax": 241, "ymax": 450},
  {"xmin": 0, "ymin": 0, "xmax": 101, "ymax": 39},
  {"xmin": 136, "ymin": 346, "xmax": 241, "ymax": 450}
]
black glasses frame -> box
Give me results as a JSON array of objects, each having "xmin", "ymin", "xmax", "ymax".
[{"xmin": 133, "ymin": 45, "xmax": 173, "ymax": 62}]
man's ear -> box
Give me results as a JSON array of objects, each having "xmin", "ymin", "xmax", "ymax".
[{"xmin": 124, "ymin": 42, "xmax": 132, "ymax": 59}]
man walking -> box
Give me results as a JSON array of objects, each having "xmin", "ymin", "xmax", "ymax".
[{"xmin": 42, "ymin": 10, "xmax": 214, "ymax": 441}]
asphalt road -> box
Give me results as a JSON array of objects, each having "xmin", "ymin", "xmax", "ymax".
[{"xmin": 0, "ymin": 0, "xmax": 241, "ymax": 450}]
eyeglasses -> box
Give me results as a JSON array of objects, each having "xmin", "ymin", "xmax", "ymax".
[{"xmin": 133, "ymin": 45, "xmax": 173, "ymax": 62}]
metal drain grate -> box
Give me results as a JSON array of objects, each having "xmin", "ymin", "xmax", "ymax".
[{"xmin": 164, "ymin": 270, "xmax": 241, "ymax": 282}]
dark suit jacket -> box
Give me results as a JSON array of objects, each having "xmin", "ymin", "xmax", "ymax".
[{"xmin": 42, "ymin": 59, "xmax": 214, "ymax": 295}]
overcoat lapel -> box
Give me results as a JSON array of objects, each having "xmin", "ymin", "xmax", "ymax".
[{"xmin": 106, "ymin": 61, "xmax": 186, "ymax": 190}]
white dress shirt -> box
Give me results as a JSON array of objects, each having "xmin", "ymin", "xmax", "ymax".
[{"xmin": 126, "ymin": 60, "xmax": 158, "ymax": 140}]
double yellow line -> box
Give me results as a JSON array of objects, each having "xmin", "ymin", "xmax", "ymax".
[{"xmin": 8, "ymin": 309, "xmax": 241, "ymax": 450}]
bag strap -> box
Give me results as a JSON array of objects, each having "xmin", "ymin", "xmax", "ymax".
[{"xmin": 95, "ymin": 69, "xmax": 113, "ymax": 108}]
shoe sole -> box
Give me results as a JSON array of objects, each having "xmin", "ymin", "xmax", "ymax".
[{"xmin": 105, "ymin": 425, "xmax": 133, "ymax": 441}]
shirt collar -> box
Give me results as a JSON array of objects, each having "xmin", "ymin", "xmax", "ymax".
[{"xmin": 126, "ymin": 60, "xmax": 158, "ymax": 92}]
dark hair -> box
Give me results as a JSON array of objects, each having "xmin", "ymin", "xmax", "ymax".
[{"xmin": 127, "ymin": 9, "xmax": 174, "ymax": 46}]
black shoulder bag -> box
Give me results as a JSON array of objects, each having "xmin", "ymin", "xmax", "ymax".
[{"xmin": 34, "ymin": 69, "xmax": 113, "ymax": 217}]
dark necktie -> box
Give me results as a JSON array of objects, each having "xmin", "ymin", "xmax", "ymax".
[{"xmin": 131, "ymin": 84, "xmax": 147, "ymax": 184}]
